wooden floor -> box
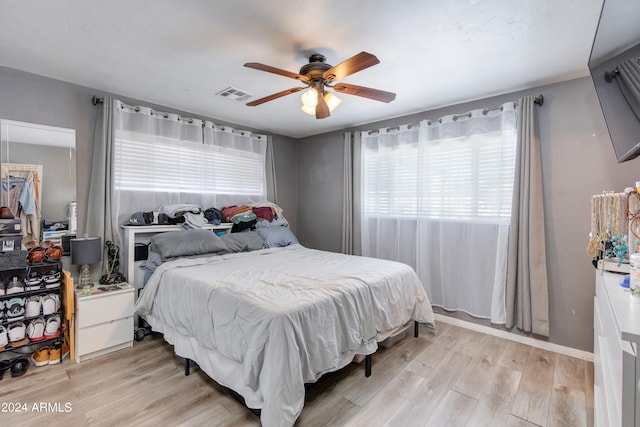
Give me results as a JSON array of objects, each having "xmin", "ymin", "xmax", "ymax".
[{"xmin": 0, "ymin": 322, "xmax": 593, "ymax": 427}]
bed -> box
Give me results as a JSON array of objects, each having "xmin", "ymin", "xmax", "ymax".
[{"xmin": 134, "ymin": 228, "xmax": 435, "ymax": 427}]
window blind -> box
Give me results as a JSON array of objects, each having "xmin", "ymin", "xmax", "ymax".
[
  {"xmin": 114, "ymin": 134, "xmax": 265, "ymax": 197},
  {"xmin": 363, "ymin": 129, "xmax": 516, "ymax": 222}
]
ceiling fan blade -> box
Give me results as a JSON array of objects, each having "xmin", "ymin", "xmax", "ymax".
[
  {"xmin": 244, "ymin": 62, "xmax": 310, "ymax": 83},
  {"xmin": 322, "ymin": 52, "xmax": 380, "ymax": 81},
  {"xmin": 246, "ymin": 87, "xmax": 304, "ymax": 106},
  {"xmin": 316, "ymin": 92, "xmax": 330, "ymax": 119},
  {"xmin": 333, "ymin": 83, "xmax": 396, "ymax": 103}
]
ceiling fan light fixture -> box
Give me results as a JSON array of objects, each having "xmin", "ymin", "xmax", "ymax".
[
  {"xmin": 301, "ymin": 87, "xmax": 319, "ymax": 108},
  {"xmin": 324, "ymin": 92, "xmax": 342, "ymax": 112},
  {"xmin": 301, "ymin": 89, "xmax": 342, "ymax": 116},
  {"xmin": 245, "ymin": 51, "xmax": 394, "ymax": 116},
  {"xmin": 301, "ymin": 104, "xmax": 316, "ymax": 115}
]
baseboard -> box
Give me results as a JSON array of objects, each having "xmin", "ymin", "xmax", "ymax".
[{"xmin": 433, "ymin": 313, "xmax": 594, "ymax": 362}]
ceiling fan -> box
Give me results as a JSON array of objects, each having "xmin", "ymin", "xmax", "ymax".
[{"xmin": 244, "ymin": 51, "xmax": 396, "ymax": 119}]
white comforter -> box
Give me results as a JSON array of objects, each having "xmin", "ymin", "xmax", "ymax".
[{"xmin": 135, "ymin": 244, "xmax": 434, "ymax": 427}]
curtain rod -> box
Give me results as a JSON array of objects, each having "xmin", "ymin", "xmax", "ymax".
[
  {"xmin": 367, "ymin": 94, "xmax": 544, "ymax": 134},
  {"xmin": 93, "ymin": 94, "xmax": 544, "ymax": 131},
  {"xmin": 604, "ymin": 57, "xmax": 640, "ymax": 82},
  {"xmin": 90, "ymin": 96, "xmax": 266, "ymax": 138}
]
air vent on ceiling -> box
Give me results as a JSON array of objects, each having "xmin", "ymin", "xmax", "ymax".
[{"xmin": 216, "ymin": 86, "xmax": 253, "ymax": 102}]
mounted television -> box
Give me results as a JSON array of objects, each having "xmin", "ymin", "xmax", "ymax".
[{"xmin": 588, "ymin": 0, "xmax": 640, "ymax": 163}]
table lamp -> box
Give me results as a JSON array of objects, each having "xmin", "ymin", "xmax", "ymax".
[{"xmin": 71, "ymin": 236, "xmax": 102, "ymax": 289}]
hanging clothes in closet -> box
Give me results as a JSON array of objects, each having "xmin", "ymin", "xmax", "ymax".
[{"xmin": 1, "ymin": 164, "xmax": 42, "ymax": 243}]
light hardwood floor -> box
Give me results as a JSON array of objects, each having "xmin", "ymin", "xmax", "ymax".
[{"xmin": 0, "ymin": 322, "xmax": 593, "ymax": 426}]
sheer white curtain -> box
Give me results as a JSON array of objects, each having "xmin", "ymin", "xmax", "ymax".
[
  {"xmin": 202, "ymin": 122, "xmax": 268, "ymax": 207},
  {"xmin": 112, "ymin": 100, "xmax": 267, "ymax": 230},
  {"xmin": 361, "ymin": 103, "xmax": 517, "ymax": 323}
]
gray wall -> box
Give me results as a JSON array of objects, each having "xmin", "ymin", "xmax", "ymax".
[
  {"xmin": 296, "ymin": 76, "xmax": 639, "ymax": 352},
  {"xmin": 0, "ymin": 65, "xmax": 298, "ymax": 234},
  {"xmin": 3, "ymin": 63, "xmax": 635, "ymax": 352}
]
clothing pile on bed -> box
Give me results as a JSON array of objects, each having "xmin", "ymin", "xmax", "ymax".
[
  {"xmin": 138, "ymin": 202, "xmax": 294, "ymax": 281},
  {"xmin": 221, "ymin": 201, "xmax": 288, "ymax": 232},
  {"xmin": 128, "ymin": 204, "xmax": 205, "ymax": 227},
  {"xmin": 129, "ymin": 201, "xmax": 288, "ymax": 233}
]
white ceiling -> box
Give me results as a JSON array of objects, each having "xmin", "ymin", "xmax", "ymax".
[{"xmin": 0, "ymin": 0, "xmax": 604, "ymax": 138}]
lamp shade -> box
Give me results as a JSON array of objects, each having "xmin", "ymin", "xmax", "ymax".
[
  {"xmin": 301, "ymin": 89, "xmax": 342, "ymax": 115},
  {"xmin": 70, "ymin": 236, "xmax": 102, "ymax": 265}
]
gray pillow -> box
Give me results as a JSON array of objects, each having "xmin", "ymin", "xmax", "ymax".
[
  {"xmin": 256, "ymin": 226, "xmax": 298, "ymax": 248},
  {"xmin": 144, "ymin": 250, "xmax": 163, "ymax": 272},
  {"xmin": 221, "ymin": 231, "xmax": 264, "ymax": 252},
  {"xmin": 150, "ymin": 229, "xmax": 228, "ymax": 260}
]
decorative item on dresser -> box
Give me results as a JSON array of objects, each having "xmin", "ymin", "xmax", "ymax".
[
  {"xmin": 100, "ymin": 240, "xmax": 126, "ymax": 285},
  {"xmin": 70, "ymin": 236, "xmax": 102, "ymax": 289}
]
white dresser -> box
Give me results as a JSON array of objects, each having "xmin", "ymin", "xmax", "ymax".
[
  {"xmin": 594, "ymin": 269, "xmax": 640, "ymax": 426},
  {"xmin": 74, "ymin": 283, "xmax": 134, "ymax": 363}
]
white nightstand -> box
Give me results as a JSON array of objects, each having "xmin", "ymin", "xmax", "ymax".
[{"xmin": 74, "ymin": 283, "xmax": 134, "ymax": 363}]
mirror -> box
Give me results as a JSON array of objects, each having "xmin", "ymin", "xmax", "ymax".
[
  {"xmin": 589, "ymin": 0, "xmax": 640, "ymax": 67},
  {"xmin": 0, "ymin": 119, "xmax": 76, "ymax": 244},
  {"xmin": 588, "ymin": 0, "xmax": 640, "ymax": 162}
]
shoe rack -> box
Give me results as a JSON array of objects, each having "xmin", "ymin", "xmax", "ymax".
[{"xmin": 0, "ymin": 259, "xmax": 64, "ymax": 359}]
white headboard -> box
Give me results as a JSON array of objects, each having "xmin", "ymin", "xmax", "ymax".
[{"xmin": 120, "ymin": 224, "xmax": 233, "ymax": 291}]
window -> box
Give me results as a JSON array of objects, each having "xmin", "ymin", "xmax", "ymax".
[
  {"xmin": 114, "ymin": 131, "xmax": 265, "ymax": 199},
  {"xmin": 362, "ymin": 120, "xmax": 516, "ymax": 223},
  {"xmin": 360, "ymin": 104, "xmax": 518, "ymax": 323}
]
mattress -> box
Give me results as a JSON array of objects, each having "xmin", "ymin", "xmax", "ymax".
[{"xmin": 135, "ymin": 244, "xmax": 434, "ymax": 427}]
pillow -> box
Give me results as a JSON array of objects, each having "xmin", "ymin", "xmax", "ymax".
[
  {"xmin": 143, "ymin": 250, "xmax": 163, "ymax": 272},
  {"xmin": 256, "ymin": 226, "xmax": 298, "ymax": 248},
  {"xmin": 150, "ymin": 229, "xmax": 228, "ymax": 260},
  {"xmin": 221, "ymin": 231, "xmax": 264, "ymax": 252}
]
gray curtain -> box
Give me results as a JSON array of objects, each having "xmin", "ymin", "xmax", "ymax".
[
  {"xmin": 505, "ymin": 95, "xmax": 549, "ymax": 336},
  {"xmin": 616, "ymin": 58, "xmax": 640, "ymax": 121},
  {"xmin": 342, "ymin": 132, "xmax": 353, "ymax": 254},
  {"xmin": 266, "ymin": 135, "xmax": 278, "ymax": 204},
  {"xmin": 341, "ymin": 131, "xmax": 362, "ymax": 255},
  {"xmin": 86, "ymin": 97, "xmax": 118, "ymax": 281}
]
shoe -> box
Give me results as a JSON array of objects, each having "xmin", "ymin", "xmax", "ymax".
[
  {"xmin": 31, "ymin": 346, "xmax": 50, "ymax": 367},
  {"xmin": 43, "ymin": 271, "xmax": 61, "ymax": 289},
  {"xmin": 6, "ymin": 297, "xmax": 25, "ymax": 320},
  {"xmin": 26, "ymin": 317, "xmax": 45, "ymax": 342},
  {"xmin": 6, "ymin": 277, "xmax": 24, "ymax": 294},
  {"xmin": 24, "ymin": 274, "xmax": 42, "ymax": 291},
  {"xmin": 45, "ymin": 246, "xmax": 63, "ymax": 262},
  {"xmin": 25, "ymin": 295, "xmax": 41, "ymax": 318},
  {"xmin": 48, "ymin": 342, "xmax": 69, "ymax": 365},
  {"xmin": 43, "ymin": 315, "xmax": 60, "ymax": 339},
  {"xmin": 7, "ymin": 321, "xmax": 26, "ymax": 342},
  {"xmin": 10, "ymin": 358, "xmax": 29, "ymax": 377},
  {"xmin": 0, "ymin": 325, "xmax": 7, "ymax": 348},
  {"xmin": 42, "ymin": 294, "xmax": 60, "ymax": 315},
  {"xmin": 0, "ymin": 278, "xmax": 5, "ymax": 295}
]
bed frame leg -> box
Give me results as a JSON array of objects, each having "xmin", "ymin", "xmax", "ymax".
[
  {"xmin": 414, "ymin": 321, "xmax": 419, "ymax": 338},
  {"xmin": 365, "ymin": 354, "xmax": 372, "ymax": 377},
  {"xmin": 185, "ymin": 358, "xmax": 191, "ymax": 376}
]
